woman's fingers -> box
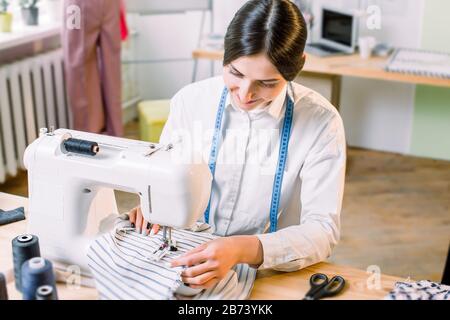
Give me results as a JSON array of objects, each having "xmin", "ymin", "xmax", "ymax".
[
  {"xmin": 185, "ymin": 243, "xmax": 207, "ymax": 255},
  {"xmin": 182, "ymin": 271, "xmax": 217, "ymax": 287},
  {"xmin": 128, "ymin": 207, "xmax": 137, "ymax": 227},
  {"xmin": 189, "ymin": 277, "xmax": 219, "ymax": 290},
  {"xmin": 171, "ymin": 243, "xmax": 207, "ymax": 266},
  {"xmin": 171, "ymin": 249, "xmax": 208, "ymax": 268},
  {"xmin": 143, "ymin": 220, "xmax": 150, "ymax": 235},
  {"xmin": 150, "ymin": 224, "xmax": 160, "ymax": 236},
  {"xmin": 135, "ymin": 208, "xmax": 143, "ymax": 233},
  {"xmin": 182, "ymin": 261, "xmax": 214, "ymax": 278},
  {"xmin": 125, "ymin": 206, "xmax": 160, "ymax": 236}
]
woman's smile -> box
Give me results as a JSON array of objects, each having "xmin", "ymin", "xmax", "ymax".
[{"xmin": 233, "ymin": 92, "xmax": 263, "ymax": 109}]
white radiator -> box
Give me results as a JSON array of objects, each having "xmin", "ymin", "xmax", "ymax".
[{"xmin": 0, "ymin": 49, "xmax": 72, "ymax": 183}]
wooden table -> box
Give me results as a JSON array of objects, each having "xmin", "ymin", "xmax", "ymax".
[
  {"xmin": 0, "ymin": 192, "xmax": 402, "ymax": 300},
  {"xmin": 192, "ymin": 48, "xmax": 450, "ymax": 109}
]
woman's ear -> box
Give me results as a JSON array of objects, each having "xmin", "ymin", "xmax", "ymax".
[{"xmin": 299, "ymin": 53, "xmax": 306, "ymax": 70}]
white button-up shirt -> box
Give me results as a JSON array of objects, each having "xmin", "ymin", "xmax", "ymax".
[{"xmin": 159, "ymin": 76, "xmax": 346, "ymax": 271}]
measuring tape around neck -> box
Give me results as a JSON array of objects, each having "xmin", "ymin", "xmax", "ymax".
[{"xmin": 204, "ymin": 86, "xmax": 294, "ymax": 233}]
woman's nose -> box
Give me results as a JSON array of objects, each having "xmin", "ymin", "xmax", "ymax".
[{"xmin": 238, "ymin": 82, "xmax": 255, "ymax": 102}]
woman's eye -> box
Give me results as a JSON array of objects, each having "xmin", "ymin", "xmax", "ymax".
[
  {"xmin": 230, "ymin": 70, "xmax": 243, "ymax": 78},
  {"xmin": 260, "ymin": 82, "xmax": 277, "ymax": 88}
]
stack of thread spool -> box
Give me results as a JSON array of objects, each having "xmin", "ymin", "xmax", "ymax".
[
  {"xmin": 11, "ymin": 234, "xmax": 58, "ymax": 300},
  {"xmin": 12, "ymin": 234, "xmax": 40, "ymax": 291},
  {"xmin": 21, "ymin": 257, "xmax": 58, "ymax": 300},
  {"xmin": 36, "ymin": 285, "xmax": 58, "ymax": 300}
]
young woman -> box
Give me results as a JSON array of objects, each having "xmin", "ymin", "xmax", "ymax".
[{"xmin": 129, "ymin": 0, "xmax": 346, "ymax": 290}]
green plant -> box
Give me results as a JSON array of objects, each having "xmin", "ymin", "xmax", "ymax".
[
  {"xmin": 0, "ymin": 0, "xmax": 10, "ymax": 13},
  {"xmin": 19, "ymin": 0, "xmax": 39, "ymax": 9}
]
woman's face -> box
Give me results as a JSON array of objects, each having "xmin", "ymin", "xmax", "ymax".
[{"xmin": 223, "ymin": 53, "xmax": 287, "ymax": 111}]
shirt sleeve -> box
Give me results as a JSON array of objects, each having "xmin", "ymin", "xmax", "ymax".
[
  {"xmin": 159, "ymin": 89, "xmax": 189, "ymax": 145},
  {"xmin": 255, "ymin": 112, "xmax": 346, "ymax": 271}
]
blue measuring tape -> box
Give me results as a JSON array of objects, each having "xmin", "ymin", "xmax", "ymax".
[{"xmin": 204, "ymin": 86, "xmax": 294, "ymax": 233}]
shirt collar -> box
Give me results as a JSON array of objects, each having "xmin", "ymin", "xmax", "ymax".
[{"xmin": 225, "ymin": 84, "xmax": 289, "ymax": 120}]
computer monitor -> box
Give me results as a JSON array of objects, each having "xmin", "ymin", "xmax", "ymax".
[{"xmin": 319, "ymin": 7, "xmax": 358, "ymax": 54}]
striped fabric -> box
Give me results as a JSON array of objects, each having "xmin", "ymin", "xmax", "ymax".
[{"xmin": 87, "ymin": 222, "xmax": 256, "ymax": 300}]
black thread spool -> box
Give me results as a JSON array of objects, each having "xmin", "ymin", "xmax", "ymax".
[
  {"xmin": 0, "ymin": 272, "xmax": 8, "ymax": 300},
  {"xmin": 21, "ymin": 257, "xmax": 57, "ymax": 300},
  {"xmin": 63, "ymin": 138, "xmax": 99, "ymax": 156},
  {"xmin": 36, "ymin": 285, "xmax": 58, "ymax": 300},
  {"xmin": 12, "ymin": 234, "xmax": 41, "ymax": 291}
]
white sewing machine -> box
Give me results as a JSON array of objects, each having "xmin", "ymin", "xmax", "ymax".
[{"xmin": 23, "ymin": 128, "xmax": 212, "ymax": 273}]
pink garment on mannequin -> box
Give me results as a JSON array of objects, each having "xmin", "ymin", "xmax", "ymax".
[
  {"xmin": 120, "ymin": 0, "xmax": 129, "ymax": 41},
  {"xmin": 62, "ymin": 0, "xmax": 123, "ymax": 137}
]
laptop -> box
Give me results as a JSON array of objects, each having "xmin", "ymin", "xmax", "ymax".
[{"xmin": 306, "ymin": 7, "xmax": 358, "ymax": 57}]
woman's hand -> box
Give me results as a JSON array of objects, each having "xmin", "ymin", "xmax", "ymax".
[
  {"xmin": 170, "ymin": 237, "xmax": 240, "ymax": 289},
  {"xmin": 128, "ymin": 206, "xmax": 160, "ymax": 236}
]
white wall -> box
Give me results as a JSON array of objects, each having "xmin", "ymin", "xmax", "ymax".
[
  {"xmin": 308, "ymin": 0, "xmax": 424, "ymax": 154},
  {"xmin": 128, "ymin": 10, "xmax": 204, "ymax": 100},
  {"xmin": 128, "ymin": 0, "xmax": 424, "ymax": 154},
  {"xmin": 127, "ymin": 0, "xmax": 246, "ymax": 100}
]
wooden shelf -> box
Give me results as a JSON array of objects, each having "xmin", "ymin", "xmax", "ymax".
[{"xmin": 192, "ymin": 49, "xmax": 450, "ymax": 88}]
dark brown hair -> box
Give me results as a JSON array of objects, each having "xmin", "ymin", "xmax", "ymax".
[{"xmin": 223, "ymin": 0, "xmax": 307, "ymax": 81}]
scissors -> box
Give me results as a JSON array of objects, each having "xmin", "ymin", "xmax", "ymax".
[{"xmin": 303, "ymin": 273, "xmax": 346, "ymax": 300}]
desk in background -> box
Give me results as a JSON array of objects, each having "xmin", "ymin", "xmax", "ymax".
[
  {"xmin": 192, "ymin": 49, "xmax": 450, "ymax": 110},
  {"xmin": 0, "ymin": 192, "xmax": 402, "ymax": 300}
]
